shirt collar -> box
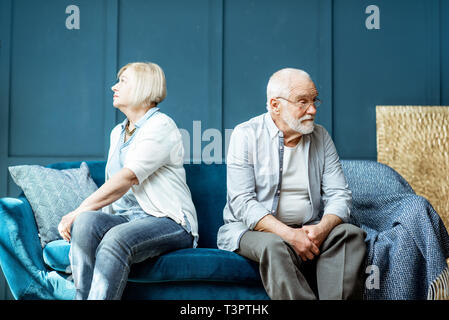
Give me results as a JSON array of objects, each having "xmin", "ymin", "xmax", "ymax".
[
  {"xmin": 264, "ymin": 112, "xmax": 283, "ymax": 139},
  {"xmin": 120, "ymin": 107, "xmax": 160, "ymax": 130}
]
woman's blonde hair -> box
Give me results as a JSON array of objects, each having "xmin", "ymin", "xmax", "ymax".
[{"xmin": 117, "ymin": 62, "xmax": 167, "ymax": 108}]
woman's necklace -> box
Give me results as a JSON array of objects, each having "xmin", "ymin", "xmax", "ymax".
[{"xmin": 125, "ymin": 120, "xmax": 136, "ymax": 136}]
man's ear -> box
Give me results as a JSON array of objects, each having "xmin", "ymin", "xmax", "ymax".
[{"xmin": 270, "ymin": 98, "xmax": 280, "ymax": 114}]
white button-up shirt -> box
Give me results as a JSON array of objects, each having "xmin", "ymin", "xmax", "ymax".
[
  {"xmin": 217, "ymin": 112, "xmax": 352, "ymax": 252},
  {"xmin": 103, "ymin": 110, "xmax": 198, "ymax": 247}
]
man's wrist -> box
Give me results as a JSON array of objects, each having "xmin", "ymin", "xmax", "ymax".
[
  {"xmin": 319, "ymin": 214, "xmax": 343, "ymax": 233},
  {"xmin": 279, "ymin": 226, "xmax": 296, "ymax": 243}
]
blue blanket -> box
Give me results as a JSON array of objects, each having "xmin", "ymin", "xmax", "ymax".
[{"xmin": 341, "ymin": 160, "xmax": 449, "ymax": 299}]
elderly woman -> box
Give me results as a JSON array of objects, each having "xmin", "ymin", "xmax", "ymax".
[{"xmin": 57, "ymin": 62, "xmax": 198, "ymax": 300}]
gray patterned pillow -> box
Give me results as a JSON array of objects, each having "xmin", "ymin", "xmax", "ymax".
[{"xmin": 8, "ymin": 162, "xmax": 98, "ymax": 247}]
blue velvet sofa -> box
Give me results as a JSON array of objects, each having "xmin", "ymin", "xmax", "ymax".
[{"xmin": 1, "ymin": 160, "xmax": 449, "ymax": 300}]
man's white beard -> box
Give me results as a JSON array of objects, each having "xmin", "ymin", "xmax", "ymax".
[{"xmin": 281, "ymin": 108, "xmax": 315, "ymax": 134}]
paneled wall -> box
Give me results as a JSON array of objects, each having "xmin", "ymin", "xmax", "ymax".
[
  {"xmin": 0, "ymin": 0, "xmax": 447, "ymax": 300},
  {"xmin": 333, "ymin": 0, "xmax": 444, "ymax": 158}
]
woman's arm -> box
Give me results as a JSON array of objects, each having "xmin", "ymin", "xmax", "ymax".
[
  {"xmin": 77, "ymin": 168, "xmax": 138, "ymax": 213},
  {"xmin": 58, "ymin": 167, "xmax": 138, "ymax": 241}
]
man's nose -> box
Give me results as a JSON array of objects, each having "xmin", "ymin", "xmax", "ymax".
[{"xmin": 307, "ymin": 103, "xmax": 317, "ymax": 114}]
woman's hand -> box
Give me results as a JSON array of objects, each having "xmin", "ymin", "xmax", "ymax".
[
  {"xmin": 58, "ymin": 210, "xmax": 81, "ymax": 242},
  {"xmin": 56, "ymin": 168, "xmax": 138, "ymax": 242}
]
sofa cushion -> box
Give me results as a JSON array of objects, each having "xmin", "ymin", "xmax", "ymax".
[
  {"xmin": 46, "ymin": 161, "xmax": 106, "ymax": 190},
  {"xmin": 184, "ymin": 164, "xmax": 227, "ymax": 248},
  {"xmin": 128, "ymin": 247, "xmax": 261, "ymax": 284},
  {"xmin": 43, "ymin": 240, "xmax": 72, "ymax": 273},
  {"xmin": 43, "ymin": 240, "xmax": 262, "ymax": 284},
  {"xmin": 8, "ymin": 162, "xmax": 99, "ymax": 247}
]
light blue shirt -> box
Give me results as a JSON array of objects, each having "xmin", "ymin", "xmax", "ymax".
[
  {"xmin": 217, "ymin": 112, "xmax": 352, "ymax": 252},
  {"xmin": 104, "ymin": 108, "xmax": 195, "ymax": 246},
  {"xmin": 107, "ymin": 107, "xmax": 160, "ymax": 217}
]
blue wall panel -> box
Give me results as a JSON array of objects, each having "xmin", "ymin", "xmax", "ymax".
[
  {"xmin": 442, "ymin": 0, "xmax": 449, "ymax": 105},
  {"xmin": 333, "ymin": 0, "xmax": 441, "ymax": 159},
  {"xmin": 117, "ymin": 0, "xmax": 223, "ymax": 163},
  {"xmin": 0, "ymin": 0, "xmax": 12, "ymax": 199},
  {"xmin": 223, "ymin": 0, "xmax": 332, "ymax": 132},
  {"xmin": 9, "ymin": 0, "xmax": 108, "ymax": 157}
]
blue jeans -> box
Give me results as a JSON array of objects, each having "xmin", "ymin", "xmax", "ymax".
[{"xmin": 69, "ymin": 211, "xmax": 193, "ymax": 300}]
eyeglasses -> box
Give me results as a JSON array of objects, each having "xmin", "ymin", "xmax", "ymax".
[{"xmin": 276, "ymin": 96, "xmax": 321, "ymax": 110}]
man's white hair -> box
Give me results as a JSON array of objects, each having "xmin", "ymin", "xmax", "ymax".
[{"xmin": 266, "ymin": 68, "xmax": 312, "ymax": 112}]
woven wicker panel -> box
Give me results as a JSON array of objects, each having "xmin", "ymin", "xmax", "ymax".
[{"xmin": 376, "ymin": 106, "xmax": 449, "ymax": 232}]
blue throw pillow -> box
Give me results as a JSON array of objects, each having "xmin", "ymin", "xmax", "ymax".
[{"xmin": 8, "ymin": 162, "xmax": 98, "ymax": 247}]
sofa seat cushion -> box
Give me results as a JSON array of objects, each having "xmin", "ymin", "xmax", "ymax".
[
  {"xmin": 43, "ymin": 240, "xmax": 71, "ymax": 273},
  {"xmin": 43, "ymin": 240, "xmax": 262, "ymax": 284}
]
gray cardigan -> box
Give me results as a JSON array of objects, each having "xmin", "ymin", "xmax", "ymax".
[{"xmin": 217, "ymin": 112, "xmax": 352, "ymax": 252}]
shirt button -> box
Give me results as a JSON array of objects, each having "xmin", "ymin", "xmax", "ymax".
[
  {"xmin": 277, "ymin": 190, "xmax": 281, "ymax": 194},
  {"xmin": 280, "ymin": 167, "xmax": 283, "ymax": 171}
]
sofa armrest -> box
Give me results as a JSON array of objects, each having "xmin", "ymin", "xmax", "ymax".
[{"xmin": 0, "ymin": 197, "xmax": 75, "ymax": 299}]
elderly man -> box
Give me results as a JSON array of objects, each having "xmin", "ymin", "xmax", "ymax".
[{"xmin": 217, "ymin": 68, "xmax": 367, "ymax": 300}]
